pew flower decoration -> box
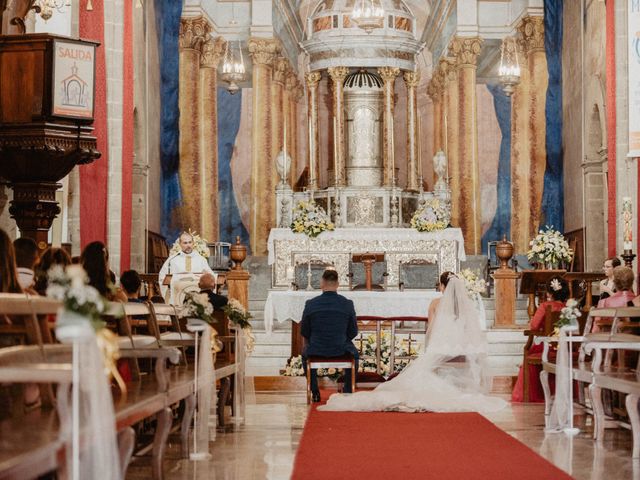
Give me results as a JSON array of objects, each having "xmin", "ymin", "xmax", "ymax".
[
  {"xmin": 180, "ymin": 292, "xmax": 215, "ymax": 325},
  {"xmin": 410, "ymin": 198, "xmax": 450, "ymax": 232},
  {"xmin": 223, "ymin": 299, "xmax": 255, "ymax": 353},
  {"xmin": 553, "ymin": 298, "xmax": 582, "ymax": 334},
  {"xmin": 282, "ymin": 355, "xmax": 342, "ymax": 380},
  {"xmin": 290, "ymin": 200, "xmax": 335, "ymax": 238},
  {"xmin": 46, "ymin": 265, "xmax": 107, "ymax": 330},
  {"xmin": 170, "ymin": 230, "xmax": 210, "ymax": 258},
  {"xmin": 458, "ymin": 269, "xmax": 487, "ymax": 300},
  {"xmin": 527, "ymin": 226, "xmax": 573, "ymax": 268}
]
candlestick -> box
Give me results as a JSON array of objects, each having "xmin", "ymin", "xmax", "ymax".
[{"xmin": 623, "ymin": 196, "xmax": 633, "ymax": 251}]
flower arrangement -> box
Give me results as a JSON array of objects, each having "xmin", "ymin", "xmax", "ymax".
[
  {"xmin": 356, "ymin": 331, "xmax": 421, "ymax": 376},
  {"xmin": 527, "ymin": 226, "xmax": 573, "ymax": 268},
  {"xmin": 555, "ymin": 298, "xmax": 582, "ymax": 330},
  {"xmin": 458, "ymin": 269, "xmax": 487, "ymax": 299},
  {"xmin": 169, "ymin": 230, "xmax": 210, "ymax": 258},
  {"xmin": 410, "ymin": 198, "xmax": 450, "ymax": 232},
  {"xmin": 290, "ymin": 200, "xmax": 335, "ymax": 238},
  {"xmin": 222, "ymin": 298, "xmax": 255, "ymax": 353},
  {"xmin": 180, "ymin": 292, "xmax": 215, "ymax": 325},
  {"xmin": 46, "ymin": 265, "xmax": 107, "ymax": 330},
  {"xmin": 282, "ymin": 355, "xmax": 342, "ymax": 380}
]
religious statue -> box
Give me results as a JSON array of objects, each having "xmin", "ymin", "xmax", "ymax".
[{"xmin": 433, "ymin": 150, "xmax": 448, "ymax": 194}]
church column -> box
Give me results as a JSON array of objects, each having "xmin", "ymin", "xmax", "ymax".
[
  {"xmin": 451, "ymin": 36, "xmax": 483, "ymax": 255},
  {"xmin": 178, "ymin": 16, "xmax": 209, "ymax": 232},
  {"xmin": 248, "ymin": 37, "xmax": 279, "ymax": 256},
  {"xmin": 199, "ymin": 36, "xmax": 225, "ymax": 241},
  {"xmin": 427, "ymin": 80, "xmax": 442, "ymax": 155},
  {"xmin": 443, "ymin": 57, "xmax": 460, "ymax": 227},
  {"xmin": 306, "ymin": 71, "xmax": 322, "ymax": 189},
  {"xmin": 404, "ymin": 70, "xmax": 420, "ymax": 191},
  {"xmin": 271, "ymin": 56, "xmax": 287, "ymax": 187},
  {"xmin": 293, "ymin": 84, "xmax": 304, "ymax": 185},
  {"xmin": 328, "ymin": 66, "xmax": 349, "ymax": 186},
  {"xmin": 284, "ymin": 70, "xmax": 295, "ymax": 186},
  {"xmin": 378, "ymin": 67, "xmax": 400, "ymax": 186},
  {"xmin": 510, "ymin": 36, "xmax": 532, "ymax": 252},
  {"xmin": 522, "ymin": 16, "xmax": 548, "ymax": 240}
]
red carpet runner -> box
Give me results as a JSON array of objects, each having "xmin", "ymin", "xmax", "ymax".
[{"xmin": 292, "ymin": 407, "xmax": 573, "ymax": 480}]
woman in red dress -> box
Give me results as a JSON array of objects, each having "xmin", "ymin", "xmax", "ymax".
[{"xmin": 511, "ymin": 276, "xmax": 569, "ymax": 403}]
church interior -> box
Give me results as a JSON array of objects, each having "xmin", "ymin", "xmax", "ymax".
[{"xmin": 0, "ymin": 0, "xmax": 639, "ymax": 478}]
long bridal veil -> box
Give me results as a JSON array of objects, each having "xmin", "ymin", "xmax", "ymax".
[{"xmin": 319, "ymin": 278, "xmax": 507, "ymax": 413}]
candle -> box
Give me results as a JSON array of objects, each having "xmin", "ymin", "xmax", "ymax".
[{"xmin": 623, "ymin": 196, "xmax": 633, "ymax": 251}]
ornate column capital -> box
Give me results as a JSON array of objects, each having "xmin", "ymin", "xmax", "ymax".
[
  {"xmin": 200, "ymin": 36, "xmax": 226, "ymax": 68},
  {"xmin": 306, "ymin": 71, "xmax": 322, "ymax": 89},
  {"xmin": 327, "ymin": 66, "xmax": 350, "ymax": 84},
  {"xmin": 449, "ymin": 36, "xmax": 483, "ymax": 68},
  {"xmin": 378, "ymin": 66, "xmax": 400, "ymax": 83},
  {"xmin": 285, "ymin": 71, "xmax": 298, "ymax": 92},
  {"xmin": 179, "ymin": 16, "xmax": 211, "ymax": 51},
  {"xmin": 518, "ymin": 16, "xmax": 545, "ymax": 55},
  {"xmin": 248, "ymin": 37, "xmax": 280, "ymax": 66},
  {"xmin": 273, "ymin": 56, "xmax": 289, "ymax": 85},
  {"xmin": 403, "ymin": 70, "xmax": 420, "ymax": 88}
]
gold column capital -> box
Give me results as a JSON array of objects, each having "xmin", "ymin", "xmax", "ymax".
[
  {"xmin": 449, "ymin": 36, "xmax": 483, "ymax": 67},
  {"xmin": 179, "ymin": 16, "xmax": 211, "ymax": 51},
  {"xmin": 306, "ymin": 71, "xmax": 322, "ymax": 88},
  {"xmin": 403, "ymin": 70, "xmax": 420, "ymax": 88},
  {"xmin": 200, "ymin": 36, "xmax": 226, "ymax": 68},
  {"xmin": 248, "ymin": 37, "xmax": 280, "ymax": 66},
  {"xmin": 378, "ymin": 66, "xmax": 400, "ymax": 83},
  {"xmin": 518, "ymin": 15, "xmax": 545, "ymax": 55},
  {"xmin": 327, "ymin": 66, "xmax": 350, "ymax": 83},
  {"xmin": 273, "ymin": 56, "xmax": 289, "ymax": 84}
]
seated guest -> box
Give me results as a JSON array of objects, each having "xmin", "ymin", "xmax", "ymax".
[
  {"xmin": 81, "ymin": 241, "xmax": 127, "ymax": 302},
  {"xmin": 13, "ymin": 237, "xmax": 39, "ymax": 293},
  {"xmin": 199, "ymin": 273, "xmax": 228, "ymax": 310},
  {"xmin": 301, "ymin": 269, "xmax": 358, "ymax": 403},
  {"xmin": 120, "ymin": 270, "xmax": 143, "ymax": 302},
  {"xmin": 0, "ymin": 228, "xmax": 22, "ymax": 294},
  {"xmin": 34, "ymin": 247, "xmax": 71, "ymax": 295},
  {"xmin": 595, "ymin": 266, "xmax": 636, "ymax": 331},
  {"xmin": 599, "ymin": 257, "xmax": 621, "ymax": 301},
  {"xmin": 512, "ymin": 276, "xmax": 569, "ymax": 403}
]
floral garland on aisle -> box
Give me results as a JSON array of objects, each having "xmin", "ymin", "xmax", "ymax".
[
  {"xmin": 290, "ymin": 200, "xmax": 335, "ymax": 238},
  {"xmin": 169, "ymin": 230, "xmax": 210, "ymax": 258},
  {"xmin": 527, "ymin": 226, "xmax": 573, "ymax": 268},
  {"xmin": 180, "ymin": 292, "xmax": 215, "ymax": 325},
  {"xmin": 458, "ymin": 269, "xmax": 487, "ymax": 300},
  {"xmin": 410, "ymin": 198, "xmax": 450, "ymax": 232},
  {"xmin": 223, "ymin": 298, "xmax": 255, "ymax": 353}
]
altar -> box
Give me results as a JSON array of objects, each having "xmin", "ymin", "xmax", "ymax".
[{"xmin": 267, "ymin": 227, "xmax": 465, "ymax": 288}]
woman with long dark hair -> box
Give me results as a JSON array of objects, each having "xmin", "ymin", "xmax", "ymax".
[
  {"xmin": 0, "ymin": 228, "xmax": 22, "ymax": 294},
  {"xmin": 34, "ymin": 247, "xmax": 71, "ymax": 295},
  {"xmin": 81, "ymin": 241, "xmax": 126, "ymax": 301}
]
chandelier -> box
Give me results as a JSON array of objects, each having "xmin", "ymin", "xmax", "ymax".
[
  {"xmin": 351, "ymin": 0, "xmax": 385, "ymax": 34},
  {"xmin": 221, "ymin": 40, "xmax": 246, "ymax": 95},
  {"xmin": 498, "ymin": 36, "xmax": 521, "ymax": 96}
]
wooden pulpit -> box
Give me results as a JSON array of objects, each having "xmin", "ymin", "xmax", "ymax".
[
  {"xmin": 519, "ymin": 269, "xmax": 566, "ymax": 319},
  {"xmin": 351, "ymin": 252, "xmax": 385, "ymax": 291}
]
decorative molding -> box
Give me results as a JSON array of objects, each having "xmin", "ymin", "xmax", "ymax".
[
  {"xmin": 449, "ymin": 36, "xmax": 483, "ymax": 68},
  {"xmin": 200, "ymin": 36, "xmax": 226, "ymax": 68},
  {"xmin": 179, "ymin": 16, "xmax": 211, "ymax": 52},
  {"xmin": 248, "ymin": 37, "xmax": 280, "ymax": 66}
]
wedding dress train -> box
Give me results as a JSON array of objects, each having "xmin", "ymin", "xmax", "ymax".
[{"xmin": 319, "ymin": 278, "xmax": 507, "ymax": 413}]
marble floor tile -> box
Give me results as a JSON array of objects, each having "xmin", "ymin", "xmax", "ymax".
[{"xmin": 126, "ymin": 392, "xmax": 639, "ymax": 480}]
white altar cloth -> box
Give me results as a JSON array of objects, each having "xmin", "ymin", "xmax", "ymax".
[{"xmin": 263, "ymin": 290, "xmax": 442, "ymax": 334}]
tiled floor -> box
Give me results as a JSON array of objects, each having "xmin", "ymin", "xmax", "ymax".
[{"xmin": 126, "ymin": 391, "xmax": 639, "ymax": 480}]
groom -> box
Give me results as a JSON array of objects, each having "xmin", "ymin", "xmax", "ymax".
[{"xmin": 301, "ymin": 269, "xmax": 359, "ymax": 402}]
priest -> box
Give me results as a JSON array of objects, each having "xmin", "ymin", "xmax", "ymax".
[{"xmin": 159, "ymin": 231, "xmax": 215, "ymax": 304}]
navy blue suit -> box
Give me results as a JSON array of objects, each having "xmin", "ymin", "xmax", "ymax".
[{"xmin": 301, "ymin": 291, "xmax": 358, "ymax": 393}]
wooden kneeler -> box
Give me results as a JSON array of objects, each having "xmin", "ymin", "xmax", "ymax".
[{"xmin": 306, "ymin": 355, "xmax": 356, "ymax": 404}]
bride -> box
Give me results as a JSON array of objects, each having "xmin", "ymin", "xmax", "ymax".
[{"xmin": 319, "ymin": 274, "xmax": 507, "ymax": 413}]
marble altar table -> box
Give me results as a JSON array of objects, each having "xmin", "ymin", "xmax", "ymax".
[{"xmin": 267, "ymin": 228, "xmax": 466, "ymax": 288}]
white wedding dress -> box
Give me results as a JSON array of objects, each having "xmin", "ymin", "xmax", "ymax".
[{"xmin": 319, "ymin": 278, "xmax": 507, "ymax": 413}]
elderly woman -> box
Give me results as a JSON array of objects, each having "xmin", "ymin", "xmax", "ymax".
[{"xmin": 595, "ymin": 266, "xmax": 636, "ymax": 332}]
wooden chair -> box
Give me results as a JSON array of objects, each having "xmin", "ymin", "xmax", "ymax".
[
  {"xmin": 306, "ymin": 354, "xmax": 356, "ymax": 404},
  {"xmin": 522, "ymin": 305, "xmax": 561, "ymax": 402}
]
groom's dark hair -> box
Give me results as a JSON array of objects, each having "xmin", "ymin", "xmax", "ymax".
[{"xmin": 322, "ymin": 269, "xmax": 338, "ymax": 283}]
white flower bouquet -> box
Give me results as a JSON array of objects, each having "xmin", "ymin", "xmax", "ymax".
[
  {"xmin": 356, "ymin": 331, "xmax": 421, "ymax": 376},
  {"xmin": 170, "ymin": 230, "xmax": 210, "ymax": 258},
  {"xmin": 223, "ymin": 298, "xmax": 255, "ymax": 354},
  {"xmin": 282, "ymin": 355, "xmax": 343, "ymax": 380},
  {"xmin": 46, "ymin": 265, "xmax": 107, "ymax": 330},
  {"xmin": 180, "ymin": 292, "xmax": 215, "ymax": 325},
  {"xmin": 555, "ymin": 298, "xmax": 582, "ymax": 330},
  {"xmin": 290, "ymin": 200, "xmax": 335, "ymax": 238},
  {"xmin": 527, "ymin": 226, "xmax": 573, "ymax": 268},
  {"xmin": 410, "ymin": 198, "xmax": 450, "ymax": 232},
  {"xmin": 458, "ymin": 268, "xmax": 487, "ymax": 299}
]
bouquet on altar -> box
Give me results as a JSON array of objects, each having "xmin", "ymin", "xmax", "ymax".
[
  {"xmin": 458, "ymin": 268, "xmax": 487, "ymax": 300},
  {"xmin": 169, "ymin": 230, "xmax": 210, "ymax": 258},
  {"xmin": 410, "ymin": 198, "xmax": 450, "ymax": 232},
  {"xmin": 223, "ymin": 298, "xmax": 255, "ymax": 353},
  {"xmin": 527, "ymin": 226, "xmax": 573, "ymax": 268},
  {"xmin": 290, "ymin": 200, "xmax": 335, "ymax": 238}
]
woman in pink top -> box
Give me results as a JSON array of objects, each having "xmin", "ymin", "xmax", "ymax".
[
  {"xmin": 512, "ymin": 276, "xmax": 569, "ymax": 403},
  {"xmin": 595, "ymin": 266, "xmax": 635, "ymax": 331}
]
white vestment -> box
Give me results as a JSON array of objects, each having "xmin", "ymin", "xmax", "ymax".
[{"xmin": 158, "ymin": 252, "xmax": 215, "ymax": 304}]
